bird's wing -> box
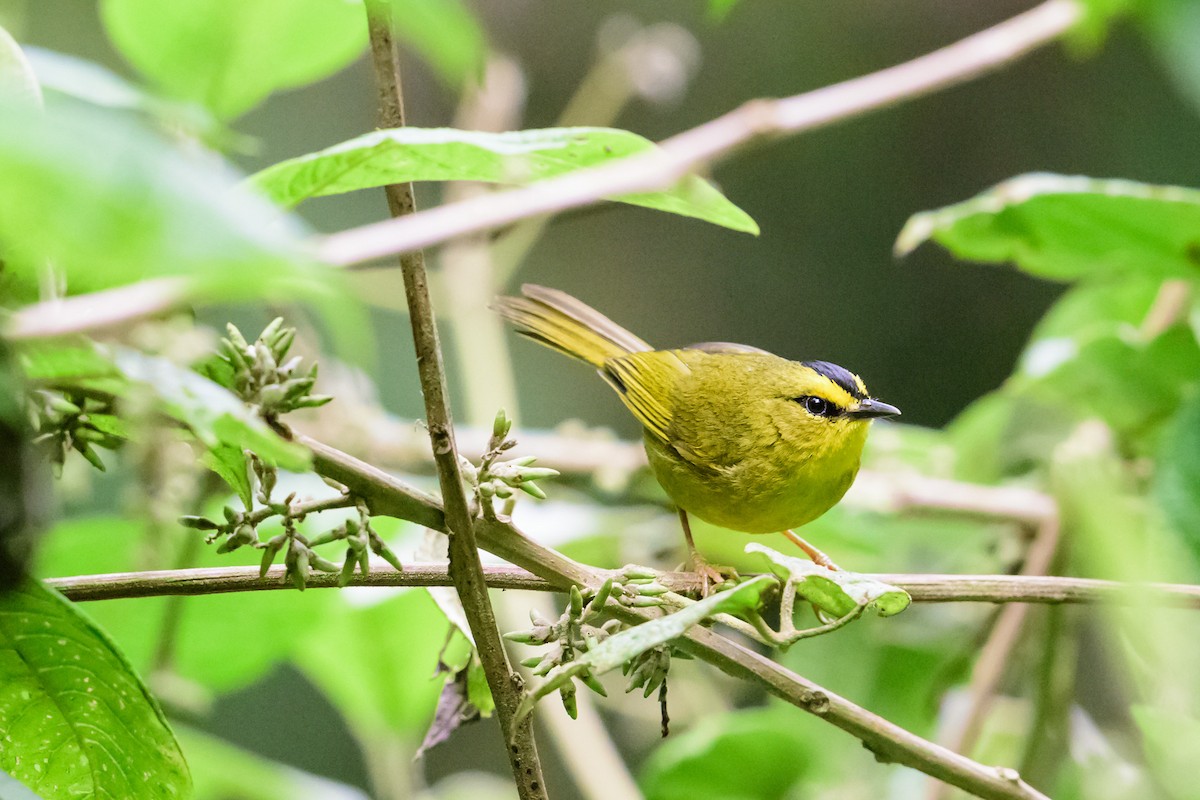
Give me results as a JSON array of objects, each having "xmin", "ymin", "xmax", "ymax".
[{"xmin": 604, "ymin": 350, "xmax": 690, "ymax": 445}]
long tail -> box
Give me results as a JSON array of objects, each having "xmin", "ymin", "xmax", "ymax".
[{"xmin": 492, "ymin": 284, "xmax": 652, "ymax": 367}]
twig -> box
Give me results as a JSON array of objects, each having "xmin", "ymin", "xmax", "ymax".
[
  {"xmin": 930, "ymin": 516, "xmax": 1061, "ymax": 800},
  {"xmin": 316, "ymin": 0, "xmax": 1081, "ymax": 267},
  {"xmin": 48, "ymin": 563, "xmax": 1200, "ymax": 608},
  {"xmin": 361, "ymin": 4, "xmax": 547, "ymax": 797},
  {"xmin": 302, "ymin": 434, "xmax": 1065, "ymax": 799},
  {"xmin": 4, "ymin": 277, "xmax": 190, "ymax": 341}
]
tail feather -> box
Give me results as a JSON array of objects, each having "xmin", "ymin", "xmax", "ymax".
[{"xmin": 493, "ymin": 284, "xmax": 652, "ymax": 368}]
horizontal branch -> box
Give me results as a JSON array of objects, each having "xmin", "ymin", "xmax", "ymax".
[
  {"xmin": 49, "ymin": 564, "xmax": 1200, "ymax": 608},
  {"xmin": 316, "ymin": 0, "xmax": 1080, "ymax": 266}
]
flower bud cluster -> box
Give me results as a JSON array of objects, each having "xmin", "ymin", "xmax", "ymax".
[
  {"xmin": 29, "ymin": 390, "xmax": 123, "ymax": 474},
  {"xmin": 504, "ymin": 572, "xmax": 682, "ymax": 719},
  {"xmin": 505, "ymin": 583, "xmax": 623, "ymax": 717},
  {"xmin": 215, "ymin": 318, "xmax": 331, "ymax": 419},
  {"xmin": 180, "ymin": 458, "xmax": 400, "ymax": 591},
  {"xmin": 461, "ymin": 409, "xmax": 560, "ymax": 517}
]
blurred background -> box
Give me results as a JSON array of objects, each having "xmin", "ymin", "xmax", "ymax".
[{"xmin": 8, "ymin": 0, "xmax": 1200, "ymax": 798}]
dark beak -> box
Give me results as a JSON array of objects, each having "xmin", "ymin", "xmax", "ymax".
[{"xmin": 848, "ymin": 398, "xmax": 901, "ymax": 419}]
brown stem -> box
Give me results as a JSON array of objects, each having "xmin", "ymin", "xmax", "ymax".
[
  {"xmin": 362, "ymin": 4, "xmax": 546, "ymax": 796},
  {"xmin": 302, "ymin": 434, "xmax": 1059, "ymax": 799}
]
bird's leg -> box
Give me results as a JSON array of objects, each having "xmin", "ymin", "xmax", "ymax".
[
  {"xmin": 678, "ymin": 509, "xmax": 729, "ymax": 596},
  {"xmin": 781, "ymin": 529, "xmax": 842, "ymax": 571}
]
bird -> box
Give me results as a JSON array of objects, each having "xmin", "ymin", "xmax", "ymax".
[{"xmin": 494, "ymin": 284, "xmax": 900, "ymax": 589}]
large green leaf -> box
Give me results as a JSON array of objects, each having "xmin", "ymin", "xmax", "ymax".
[
  {"xmin": 100, "ymin": 0, "xmax": 366, "ymax": 120},
  {"xmin": 249, "ymin": 127, "xmax": 760, "ymax": 234},
  {"xmin": 896, "ymin": 174, "xmax": 1200, "ymax": 281},
  {"xmin": 0, "ymin": 580, "xmax": 190, "ymax": 799},
  {"xmin": 0, "ymin": 101, "xmax": 336, "ymax": 306}
]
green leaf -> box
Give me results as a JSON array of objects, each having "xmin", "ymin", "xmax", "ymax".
[
  {"xmin": 0, "ymin": 580, "xmax": 190, "ymax": 799},
  {"xmin": 249, "ymin": 126, "xmax": 760, "ymax": 234},
  {"xmin": 204, "ymin": 444, "xmax": 252, "ymax": 509},
  {"xmin": 515, "ymin": 575, "xmax": 776, "ymax": 724},
  {"xmin": 100, "ymin": 0, "xmax": 366, "ymax": 120},
  {"xmin": 640, "ymin": 709, "xmax": 810, "ymax": 800},
  {"xmin": 0, "ymin": 101, "xmax": 339, "ymax": 307},
  {"xmin": 746, "ymin": 543, "xmax": 911, "ymax": 617},
  {"xmin": 1156, "ymin": 392, "xmax": 1200, "ymax": 555},
  {"xmin": 110, "ymin": 347, "xmax": 310, "ymax": 471},
  {"xmin": 0, "ymin": 24, "xmax": 41, "ymax": 108},
  {"xmin": 1021, "ymin": 324, "xmax": 1200, "ymax": 443},
  {"xmin": 389, "ymin": 0, "xmax": 487, "ymax": 89},
  {"xmin": 896, "ymin": 173, "xmax": 1200, "ymax": 281}
]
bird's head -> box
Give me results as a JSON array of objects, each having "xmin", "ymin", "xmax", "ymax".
[{"xmin": 771, "ymin": 359, "xmax": 900, "ymax": 458}]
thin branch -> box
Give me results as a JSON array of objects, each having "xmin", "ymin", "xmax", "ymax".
[
  {"xmin": 361, "ymin": 4, "xmax": 547, "ymax": 797},
  {"xmin": 4, "ymin": 277, "xmax": 190, "ymax": 341},
  {"xmin": 300, "ymin": 434, "xmax": 1069, "ymax": 799},
  {"xmin": 49, "ymin": 563, "xmax": 1200, "ymax": 608},
  {"xmin": 316, "ymin": 0, "xmax": 1081, "ymax": 267}
]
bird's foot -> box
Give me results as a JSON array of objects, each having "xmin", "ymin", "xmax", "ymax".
[{"xmin": 688, "ymin": 554, "xmax": 738, "ymax": 598}]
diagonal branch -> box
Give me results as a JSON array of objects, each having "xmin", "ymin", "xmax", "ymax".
[
  {"xmin": 300, "ymin": 433, "xmax": 1052, "ymax": 800},
  {"xmin": 317, "ymin": 0, "xmax": 1081, "ymax": 267},
  {"xmin": 361, "ymin": 3, "xmax": 546, "ymax": 797}
]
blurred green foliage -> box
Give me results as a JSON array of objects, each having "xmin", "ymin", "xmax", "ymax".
[{"xmin": 3, "ymin": 0, "xmax": 1200, "ymax": 799}]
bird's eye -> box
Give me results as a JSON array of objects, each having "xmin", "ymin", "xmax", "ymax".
[{"xmin": 797, "ymin": 395, "xmax": 836, "ymax": 417}]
